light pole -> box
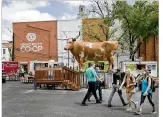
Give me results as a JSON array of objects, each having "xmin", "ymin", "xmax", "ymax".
[{"xmin": 116, "ymin": 53, "xmax": 119, "ymax": 68}]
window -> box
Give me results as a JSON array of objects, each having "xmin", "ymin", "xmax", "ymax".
[
  {"xmin": 136, "ymin": 64, "xmax": 145, "ymax": 70},
  {"xmin": 88, "ymin": 62, "xmax": 104, "ymax": 70},
  {"xmin": 95, "ymin": 62, "xmax": 104, "ymax": 70},
  {"xmin": 45, "ymin": 63, "xmax": 48, "ymax": 67},
  {"xmin": 3, "ymin": 49, "xmax": 6, "ymax": 54},
  {"xmin": 80, "ymin": 7, "xmax": 83, "ymax": 12}
]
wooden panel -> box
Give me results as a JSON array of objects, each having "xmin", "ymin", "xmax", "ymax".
[
  {"xmin": 53, "ymin": 70, "xmax": 62, "ymax": 81},
  {"xmin": 146, "ymin": 37, "xmax": 154, "ymax": 61},
  {"xmin": 139, "ymin": 40, "xmax": 146, "ymax": 60},
  {"xmin": 139, "ymin": 36, "xmax": 158, "ymax": 62}
]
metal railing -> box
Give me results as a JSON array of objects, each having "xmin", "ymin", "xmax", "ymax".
[{"xmin": 80, "ymin": 72, "xmax": 113, "ymax": 89}]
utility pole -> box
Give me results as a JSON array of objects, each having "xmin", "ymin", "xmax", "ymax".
[
  {"xmin": 12, "ymin": 33, "xmax": 14, "ymax": 61},
  {"xmin": 117, "ymin": 53, "xmax": 119, "ymax": 68},
  {"xmin": 67, "ymin": 40, "xmax": 69, "ymax": 68}
]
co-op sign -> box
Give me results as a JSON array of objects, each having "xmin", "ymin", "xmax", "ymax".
[{"xmin": 20, "ymin": 33, "xmax": 43, "ymax": 52}]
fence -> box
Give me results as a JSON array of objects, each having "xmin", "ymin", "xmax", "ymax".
[{"xmin": 80, "ymin": 72, "xmax": 113, "ymax": 89}]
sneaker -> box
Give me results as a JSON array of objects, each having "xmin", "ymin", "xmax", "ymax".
[
  {"xmin": 135, "ymin": 111, "xmax": 142, "ymax": 115},
  {"xmin": 135, "ymin": 102, "xmax": 138, "ymax": 108},
  {"xmin": 108, "ymin": 104, "xmax": 113, "ymax": 107},
  {"xmin": 96, "ymin": 100, "xmax": 102, "ymax": 103},
  {"xmin": 151, "ymin": 111, "xmax": 157, "ymax": 114},
  {"xmin": 88, "ymin": 99, "xmax": 91, "ymax": 102},
  {"xmin": 123, "ymin": 103, "xmax": 128, "ymax": 106},
  {"xmin": 126, "ymin": 108, "xmax": 132, "ymax": 112},
  {"xmin": 81, "ymin": 103, "xmax": 88, "ymax": 106}
]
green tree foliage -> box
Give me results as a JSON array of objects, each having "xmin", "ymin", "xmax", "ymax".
[
  {"xmin": 112, "ymin": 1, "xmax": 158, "ymax": 60},
  {"xmin": 82, "ymin": 18, "xmax": 108, "ymax": 42}
]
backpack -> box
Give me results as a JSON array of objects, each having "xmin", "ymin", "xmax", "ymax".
[
  {"xmin": 147, "ymin": 75, "xmax": 156, "ymax": 92},
  {"xmin": 122, "ymin": 76, "xmax": 136, "ymax": 87},
  {"xmin": 135, "ymin": 74, "xmax": 144, "ymax": 90}
]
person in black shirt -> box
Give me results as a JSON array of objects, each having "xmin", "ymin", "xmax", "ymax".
[{"xmin": 108, "ymin": 69, "xmax": 127, "ymax": 107}]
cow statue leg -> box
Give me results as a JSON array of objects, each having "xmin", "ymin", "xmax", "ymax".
[
  {"xmin": 109, "ymin": 56, "xmax": 114, "ymax": 70},
  {"xmin": 79, "ymin": 59, "xmax": 84, "ymax": 71},
  {"xmin": 107, "ymin": 53, "xmax": 114, "ymax": 72},
  {"xmin": 76, "ymin": 56, "xmax": 84, "ymax": 71}
]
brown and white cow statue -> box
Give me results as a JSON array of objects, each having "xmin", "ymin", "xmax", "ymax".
[{"xmin": 64, "ymin": 39, "xmax": 118, "ymax": 71}]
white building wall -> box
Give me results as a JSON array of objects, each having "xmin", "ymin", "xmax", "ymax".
[{"xmin": 57, "ymin": 19, "xmax": 82, "ymax": 68}]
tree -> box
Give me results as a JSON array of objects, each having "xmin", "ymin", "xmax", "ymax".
[
  {"xmin": 83, "ymin": 1, "xmax": 116, "ymax": 42},
  {"xmin": 82, "ymin": 18, "xmax": 108, "ymax": 42},
  {"xmin": 112, "ymin": 1, "xmax": 158, "ymax": 60}
]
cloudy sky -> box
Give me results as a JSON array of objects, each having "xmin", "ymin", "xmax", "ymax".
[{"xmin": 2, "ymin": 0, "xmax": 135, "ymax": 42}]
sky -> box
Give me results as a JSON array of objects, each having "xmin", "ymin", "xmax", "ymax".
[{"xmin": 2, "ymin": 0, "xmax": 135, "ymax": 42}]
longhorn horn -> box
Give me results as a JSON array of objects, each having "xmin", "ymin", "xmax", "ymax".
[{"xmin": 72, "ymin": 31, "xmax": 80, "ymax": 41}]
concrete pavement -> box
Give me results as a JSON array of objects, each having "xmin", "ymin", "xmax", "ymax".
[{"xmin": 2, "ymin": 81, "xmax": 159, "ymax": 117}]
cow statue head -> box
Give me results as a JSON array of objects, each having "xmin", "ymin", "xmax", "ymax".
[
  {"xmin": 64, "ymin": 31, "xmax": 80, "ymax": 50},
  {"xmin": 64, "ymin": 39, "xmax": 76, "ymax": 50}
]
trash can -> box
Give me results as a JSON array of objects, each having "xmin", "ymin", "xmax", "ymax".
[{"xmin": 2, "ymin": 72, "xmax": 7, "ymax": 83}]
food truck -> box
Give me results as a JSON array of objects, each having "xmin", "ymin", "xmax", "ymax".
[{"xmin": 119, "ymin": 61, "xmax": 158, "ymax": 77}]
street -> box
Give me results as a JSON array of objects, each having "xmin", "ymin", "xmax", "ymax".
[{"xmin": 3, "ymin": 81, "xmax": 158, "ymax": 117}]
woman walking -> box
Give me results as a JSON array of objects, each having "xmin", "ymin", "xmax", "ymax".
[
  {"xmin": 135, "ymin": 70, "xmax": 157, "ymax": 115},
  {"xmin": 119, "ymin": 69, "xmax": 138, "ymax": 111}
]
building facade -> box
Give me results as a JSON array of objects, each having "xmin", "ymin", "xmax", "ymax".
[
  {"xmin": 13, "ymin": 21, "xmax": 58, "ymax": 62},
  {"xmin": 2, "ymin": 45, "xmax": 11, "ymax": 61}
]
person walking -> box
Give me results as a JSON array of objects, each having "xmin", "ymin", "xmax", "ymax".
[
  {"xmin": 49, "ymin": 65, "xmax": 53, "ymax": 80},
  {"xmin": 81, "ymin": 62, "xmax": 102, "ymax": 106},
  {"xmin": 20, "ymin": 66, "xmax": 25, "ymax": 78},
  {"xmin": 88, "ymin": 67, "xmax": 103, "ymax": 102},
  {"xmin": 119, "ymin": 69, "xmax": 138, "ymax": 112},
  {"xmin": 135, "ymin": 70, "xmax": 157, "ymax": 115},
  {"xmin": 108, "ymin": 69, "xmax": 127, "ymax": 107}
]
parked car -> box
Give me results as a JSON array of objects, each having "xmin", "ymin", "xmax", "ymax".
[{"xmin": 2, "ymin": 72, "xmax": 7, "ymax": 83}]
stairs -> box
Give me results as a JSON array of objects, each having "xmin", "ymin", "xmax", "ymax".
[{"xmin": 63, "ymin": 80, "xmax": 80, "ymax": 91}]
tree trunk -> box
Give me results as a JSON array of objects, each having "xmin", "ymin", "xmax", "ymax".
[
  {"xmin": 129, "ymin": 34, "xmax": 133, "ymax": 60},
  {"xmin": 131, "ymin": 54, "xmax": 135, "ymax": 61},
  {"xmin": 129, "ymin": 35, "xmax": 136, "ymax": 61},
  {"xmin": 132, "ymin": 34, "xmax": 151, "ymax": 56}
]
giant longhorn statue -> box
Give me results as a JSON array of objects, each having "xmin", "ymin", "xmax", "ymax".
[{"xmin": 64, "ymin": 32, "xmax": 118, "ymax": 71}]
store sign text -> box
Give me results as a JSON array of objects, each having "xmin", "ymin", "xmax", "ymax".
[{"xmin": 20, "ymin": 43, "xmax": 43, "ymax": 52}]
